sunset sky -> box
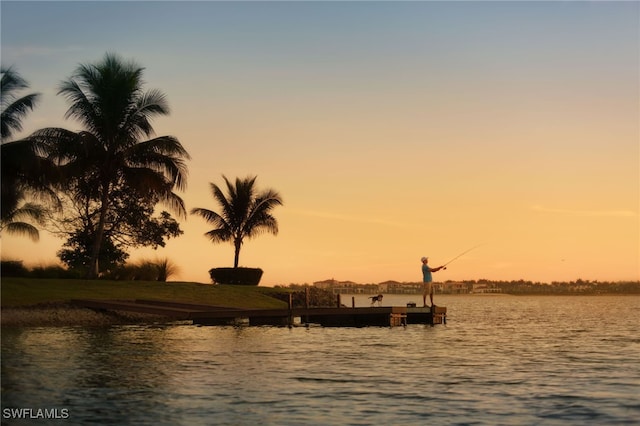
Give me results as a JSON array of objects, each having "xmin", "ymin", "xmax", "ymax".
[{"xmin": 1, "ymin": 1, "xmax": 638, "ymax": 285}]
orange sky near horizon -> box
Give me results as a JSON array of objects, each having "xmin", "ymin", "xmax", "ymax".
[{"xmin": 1, "ymin": 1, "xmax": 638, "ymax": 285}]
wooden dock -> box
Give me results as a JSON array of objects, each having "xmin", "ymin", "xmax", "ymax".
[{"xmin": 72, "ymin": 299, "xmax": 447, "ymax": 327}]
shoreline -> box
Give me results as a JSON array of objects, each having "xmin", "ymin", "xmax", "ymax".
[
  {"xmin": 1, "ymin": 302, "xmax": 172, "ymax": 328},
  {"xmin": 3, "ymin": 293, "xmax": 637, "ymax": 328}
]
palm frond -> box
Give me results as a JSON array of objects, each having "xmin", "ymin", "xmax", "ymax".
[
  {"xmin": 121, "ymin": 167, "xmax": 187, "ymax": 217},
  {"xmin": 190, "ymin": 207, "xmax": 228, "ymax": 228},
  {"xmin": 3, "ymin": 221, "xmax": 40, "ymax": 241},
  {"xmin": 58, "ymin": 78, "xmax": 102, "ymax": 135},
  {"xmin": 1, "ymin": 138, "xmax": 62, "ymax": 216},
  {"xmin": 1, "ymin": 93, "xmax": 40, "ymax": 139},
  {"xmin": 133, "ymin": 88, "xmax": 170, "ymax": 125},
  {"xmin": 211, "ymin": 181, "xmax": 235, "ymax": 222},
  {"xmin": 125, "ymin": 136, "xmax": 190, "ymax": 190},
  {"xmin": 1, "ymin": 67, "xmax": 29, "ymax": 94},
  {"xmin": 10, "ymin": 202, "xmax": 47, "ymax": 223},
  {"xmin": 1, "ymin": 67, "xmax": 41, "ymax": 140},
  {"xmin": 122, "ymin": 93, "xmax": 163, "ymax": 140},
  {"xmin": 0, "ymin": 201, "xmax": 47, "ymax": 242},
  {"xmin": 204, "ymin": 228, "xmax": 233, "ymax": 244},
  {"xmin": 28, "ymin": 127, "xmax": 85, "ymax": 162},
  {"xmin": 157, "ymin": 191, "xmax": 187, "ymax": 218}
]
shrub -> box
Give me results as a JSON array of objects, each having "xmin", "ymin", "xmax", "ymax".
[
  {"xmin": 132, "ymin": 261, "xmax": 160, "ymax": 281},
  {"xmin": 1, "ymin": 260, "xmax": 29, "ymax": 277},
  {"xmin": 104, "ymin": 257, "xmax": 179, "ymax": 281},
  {"xmin": 1, "ymin": 260, "xmax": 82, "ymax": 279},
  {"xmin": 209, "ymin": 267, "xmax": 263, "ymax": 285},
  {"xmin": 30, "ymin": 264, "xmax": 82, "ymax": 279},
  {"xmin": 155, "ymin": 258, "xmax": 179, "ymax": 282}
]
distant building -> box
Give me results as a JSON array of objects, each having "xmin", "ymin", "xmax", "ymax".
[
  {"xmin": 441, "ymin": 282, "xmax": 470, "ymax": 294},
  {"xmin": 313, "ymin": 279, "xmax": 369, "ymax": 294},
  {"xmin": 471, "ymin": 283, "xmax": 502, "ymax": 293},
  {"xmin": 313, "ymin": 279, "xmax": 337, "ymax": 290},
  {"xmin": 378, "ymin": 281, "xmax": 422, "ymax": 294}
]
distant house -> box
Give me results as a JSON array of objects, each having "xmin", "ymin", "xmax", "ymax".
[
  {"xmin": 378, "ymin": 281, "xmax": 422, "ymax": 294},
  {"xmin": 313, "ymin": 279, "xmax": 337, "ymax": 290},
  {"xmin": 377, "ymin": 280, "xmax": 401, "ymax": 292},
  {"xmin": 441, "ymin": 282, "xmax": 470, "ymax": 294},
  {"xmin": 313, "ymin": 279, "xmax": 366, "ymax": 294},
  {"xmin": 471, "ymin": 283, "xmax": 502, "ymax": 293}
]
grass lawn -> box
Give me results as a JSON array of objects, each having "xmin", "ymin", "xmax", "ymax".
[{"xmin": 1, "ymin": 277, "xmax": 289, "ymax": 309}]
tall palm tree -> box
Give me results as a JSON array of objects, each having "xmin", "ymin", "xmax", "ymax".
[
  {"xmin": 191, "ymin": 175, "xmax": 283, "ymax": 268},
  {"xmin": 0, "ymin": 67, "xmax": 54, "ymax": 241},
  {"xmin": 30, "ymin": 53, "xmax": 190, "ymax": 277}
]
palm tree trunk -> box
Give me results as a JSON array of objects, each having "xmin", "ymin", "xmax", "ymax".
[
  {"xmin": 88, "ymin": 184, "xmax": 110, "ymax": 278},
  {"xmin": 233, "ymin": 238, "xmax": 241, "ymax": 268}
]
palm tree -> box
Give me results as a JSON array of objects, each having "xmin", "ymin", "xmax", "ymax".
[
  {"xmin": 30, "ymin": 53, "xmax": 190, "ymax": 277},
  {"xmin": 191, "ymin": 175, "xmax": 283, "ymax": 268},
  {"xmin": 0, "ymin": 67, "xmax": 54, "ymax": 241}
]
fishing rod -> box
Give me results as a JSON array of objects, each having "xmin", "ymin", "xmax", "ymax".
[{"xmin": 441, "ymin": 244, "xmax": 483, "ymax": 270}]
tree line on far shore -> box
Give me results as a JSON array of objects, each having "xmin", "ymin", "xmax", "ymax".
[{"xmin": 465, "ymin": 279, "xmax": 639, "ymax": 295}]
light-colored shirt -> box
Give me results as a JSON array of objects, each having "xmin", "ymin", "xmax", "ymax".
[{"xmin": 422, "ymin": 263, "xmax": 432, "ymax": 282}]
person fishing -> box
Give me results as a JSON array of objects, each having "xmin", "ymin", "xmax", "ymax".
[{"xmin": 421, "ymin": 257, "xmax": 445, "ymax": 308}]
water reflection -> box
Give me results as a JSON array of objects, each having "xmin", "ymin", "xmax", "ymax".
[{"xmin": 2, "ymin": 296, "xmax": 639, "ymax": 425}]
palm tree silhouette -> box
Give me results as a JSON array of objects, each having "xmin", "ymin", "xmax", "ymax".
[
  {"xmin": 1, "ymin": 67, "xmax": 39, "ymax": 140},
  {"xmin": 0, "ymin": 67, "xmax": 55, "ymax": 241},
  {"xmin": 191, "ymin": 175, "xmax": 283, "ymax": 268},
  {"xmin": 30, "ymin": 53, "xmax": 190, "ymax": 277}
]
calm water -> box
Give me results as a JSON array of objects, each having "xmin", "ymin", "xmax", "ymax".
[{"xmin": 2, "ymin": 295, "xmax": 639, "ymax": 425}]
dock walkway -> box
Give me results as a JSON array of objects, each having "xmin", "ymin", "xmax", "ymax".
[{"xmin": 72, "ymin": 299, "xmax": 446, "ymax": 327}]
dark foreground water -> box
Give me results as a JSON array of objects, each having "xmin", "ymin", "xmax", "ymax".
[{"xmin": 2, "ymin": 295, "xmax": 639, "ymax": 425}]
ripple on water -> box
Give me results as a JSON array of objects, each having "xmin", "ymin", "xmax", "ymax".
[{"xmin": 1, "ymin": 295, "xmax": 639, "ymax": 425}]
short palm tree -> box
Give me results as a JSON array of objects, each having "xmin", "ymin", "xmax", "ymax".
[
  {"xmin": 0, "ymin": 67, "xmax": 55, "ymax": 241},
  {"xmin": 191, "ymin": 175, "xmax": 283, "ymax": 268},
  {"xmin": 30, "ymin": 53, "xmax": 190, "ymax": 277}
]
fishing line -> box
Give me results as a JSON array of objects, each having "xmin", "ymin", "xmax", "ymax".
[{"xmin": 442, "ymin": 244, "xmax": 484, "ymax": 269}]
